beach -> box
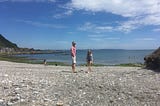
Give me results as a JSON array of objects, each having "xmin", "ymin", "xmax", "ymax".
[{"xmin": 0, "ymin": 61, "xmax": 160, "ymax": 106}]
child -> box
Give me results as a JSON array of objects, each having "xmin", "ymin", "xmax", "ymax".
[
  {"xmin": 86, "ymin": 49, "xmax": 93, "ymax": 73},
  {"xmin": 43, "ymin": 59, "xmax": 47, "ymax": 65}
]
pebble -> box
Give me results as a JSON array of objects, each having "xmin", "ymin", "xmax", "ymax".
[
  {"xmin": 0, "ymin": 99, "xmax": 4, "ymax": 103},
  {"xmin": 0, "ymin": 61, "xmax": 160, "ymax": 106},
  {"xmin": 4, "ymin": 74, "xmax": 8, "ymax": 77},
  {"xmin": 56, "ymin": 101, "xmax": 63, "ymax": 106}
]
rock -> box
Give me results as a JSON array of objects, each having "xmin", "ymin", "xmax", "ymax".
[
  {"xmin": 0, "ymin": 99, "xmax": 4, "ymax": 104},
  {"xmin": 144, "ymin": 47, "xmax": 160, "ymax": 71},
  {"xmin": 10, "ymin": 97, "xmax": 19, "ymax": 103},
  {"xmin": 56, "ymin": 101, "xmax": 63, "ymax": 106},
  {"xmin": 4, "ymin": 74, "xmax": 8, "ymax": 77},
  {"xmin": 7, "ymin": 102, "xmax": 13, "ymax": 106}
]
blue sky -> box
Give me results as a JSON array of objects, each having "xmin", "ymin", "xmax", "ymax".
[{"xmin": 0, "ymin": 0, "xmax": 160, "ymax": 50}]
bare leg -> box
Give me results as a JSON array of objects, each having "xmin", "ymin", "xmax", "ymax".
[
  {"xmin": 89, "ymin": 66, "xmax": 91, "ymax": 72},
  {"xmin": 87, "ymin": 62, "xmax": 92, "ymax": 73},
  {"xmin": 72, "ymin": 63, "xmax": 76, "ymax": 73}
]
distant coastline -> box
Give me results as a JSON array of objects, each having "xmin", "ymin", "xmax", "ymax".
[
  {"xmin": 13, "ymin": 49, "xmax": 153, "ymax": 67},
  {"xmin": 0, "ymin": 34, "xmax": 69, "ymax": 55},
  {"xmin": 0, "ymin": 34, "xmax": 155, "ymax": 67}
]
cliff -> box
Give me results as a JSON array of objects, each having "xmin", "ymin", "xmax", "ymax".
[{"xmin": 0, "ymin": 34, "xmax": 18, "ymax": 49}]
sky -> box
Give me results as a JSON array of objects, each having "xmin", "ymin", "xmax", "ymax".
[{"xmin": 0, "ymin": 0, "xmax": 160, "ymax": 50}]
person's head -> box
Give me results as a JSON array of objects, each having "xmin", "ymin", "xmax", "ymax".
[
  {"xmin": 87, "ymin": 49, "xmax": 92, "ymax": 55},
  {"xmin": 72, "ymin": 41, "xmax": 76, "ymax": 47}
]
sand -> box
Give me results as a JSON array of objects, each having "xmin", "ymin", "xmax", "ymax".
[{"xmin": 0, "ymin": 61, "xmax": 160, "ymax": 106}]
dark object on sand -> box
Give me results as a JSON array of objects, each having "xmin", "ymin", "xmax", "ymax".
[
  {"xmin": 43, "ymin": 59, "xmax": 47, "ymax": 65},
  {"xmin": 144, "ymin": 47, "xmax": 160, "ymax": 71}
]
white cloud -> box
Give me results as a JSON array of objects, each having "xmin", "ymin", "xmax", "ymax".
[
  {"xmin": 79, "ymin": 22, "xmax": 114, "ymax": 33},
  {"xmin": 135, "ymin": 38, "xmax": 156, "ymax": 41},
  {"xmin": 104, "ymin": 37, "xmax": 120, "ymax": 40},
  {"xmin": 64, "ymin": 10, "xmax": 73, "ymax": 15},
  {"xmin": 53, "ymin": 14, "xmax": 63, "ymax": 19},
  {"xmin": 96, "ymin": 26, "xmax": 113, "ymax": 30},
  {"xmin": 70, "ymin": 0, "xmax": 160, "ymax": 32},
  {"xmin": 153, "ymin": 28, "xmax": 160, "ymax": 32},
  {"xmin": 17, "ymin": 20, "xmax": 67, "ymax": 29},
  {"xmin": 78, "ymin": 22, "xmax": 95, "ymax": 31},
  {"xmin": 53, "ymin": 10, "xmax": 73, "ymax": 19},
  {"xmin": 116, "ymin": 19, "xmax": 140, "ymax": 32},
  {"xmin": 0, "ymin": 0, "xmax": 56, "ymax": 2},
  {"xmin": 70, "ymin": 0, "xmax": 160, "ymax": 17},
  {"xmin": 88, "ymin": 34, "xmax": 120, "ymax": 42},
  {"xmin": 79, "ymin": 21, "xmax": 138, "ymax": 33},
  {"xmin": 88, "ymin": 34, "xmax": 106, "ymax": 38},
  {"xmin": 90, "ymin": 38, "xmax": 102, "ymax": 42}
]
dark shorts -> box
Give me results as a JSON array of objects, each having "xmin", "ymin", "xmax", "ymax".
[{"xmin": 87, "ymin": 57, "xmax": 92, "ymax": 62}]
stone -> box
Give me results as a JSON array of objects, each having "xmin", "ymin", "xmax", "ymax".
[
  {"xmin": 0, "ymin": 99, "xmax": 4, "ymax": 103},
  {"xmin": 56, "ymin": 101, "xmax": 63, "ymax": 106},
  {"xmin": 144, "ymin": 47, "xmax": 160, "ymax": 71}
]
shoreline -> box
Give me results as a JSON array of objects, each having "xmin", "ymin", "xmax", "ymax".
[
  {"xmin": 0, "ymin": 60, "xmax": 159, "ymax": 106},
  {"xmin": 0, "ymin": 54, "xmax": 144, "ymax": 67}
]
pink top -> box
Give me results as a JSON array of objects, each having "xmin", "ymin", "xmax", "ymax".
[{"xmin": 71, "ymin": 46, "xmax": 76, "ymax": 57}]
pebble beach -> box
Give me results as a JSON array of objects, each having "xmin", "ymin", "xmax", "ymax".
[{"xmin": 0, "ymin": 61, "xmax": 160, "ymax": 106}]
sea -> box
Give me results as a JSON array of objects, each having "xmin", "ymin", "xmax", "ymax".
[{"xmin": 16, "ymin": 49, "xmax": 154, "ymax": 65}]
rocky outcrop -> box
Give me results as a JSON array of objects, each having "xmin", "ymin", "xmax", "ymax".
[
  {"xmin": 0, "ymin": 34, "xmax": 19, "ymax": 54},
  {"xmin": 144, "ymin": 47, "xmax": 160, "ymax": 71},
  {"xmin": 0, "ymin": 34, "xmax": 55, "ymax": 54},
  {"xmin": 0, "ymin": 34, "xmax": 18, "ymax": 49}
]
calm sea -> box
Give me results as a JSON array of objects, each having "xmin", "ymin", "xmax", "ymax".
[{"xmin": 16, "ymin": 49, "xmax": 153, "ymax": 65}]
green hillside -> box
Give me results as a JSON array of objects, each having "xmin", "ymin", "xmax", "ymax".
[{"xmin": 0, "ymin": 34, "xmax": 18, "ymax": 48}]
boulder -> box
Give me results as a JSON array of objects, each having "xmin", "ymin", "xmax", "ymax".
[{"xmin": 144, "ymin": 47, "xmax": 160, "ymax": 71}]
